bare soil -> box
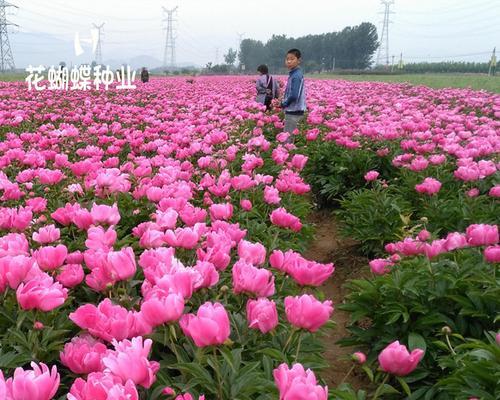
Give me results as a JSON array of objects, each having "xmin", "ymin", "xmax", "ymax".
[{"xmin": 304, "ymin": 210, "xmax": 369, "ymax": 389}]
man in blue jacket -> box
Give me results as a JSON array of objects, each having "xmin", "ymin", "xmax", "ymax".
[{"xmin": 281, "ymin": 48, "xmax": 306, "ymax": 142}]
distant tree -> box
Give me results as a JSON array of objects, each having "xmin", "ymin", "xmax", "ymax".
[
  {"xmin": 265, "ymin": 35, "xmax": 293, "ymax": 71},
  {"xmin": 224, "ymin": 48, "xmax": 237, "ymax": 66},
  {"xmin": 239, "ymin": 22, "xmax": 379, "ymax": 72},
  {"xmin": 238, "ymin": 39, "xmax": 267, "ymax": 72},
  {"xmin": 211, "ymin": 64, "xmax": 229, "ymax": 74}
]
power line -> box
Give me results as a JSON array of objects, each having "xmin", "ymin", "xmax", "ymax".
[
  {"xmin": 0, "ymin": 0, "xmax": 17, "ymax": 72},
  {"xmin": 162, "ymin": 5, "xmax": 177, "ymax": 68},
  {"xmin": 32, "ymin": 0, "xmax": 159, "ymax": 23},
  {"xmin": 395, "ymin": 5, "xmax": 500, "ymax": 28},
  {"xmin": 393, "ymin": 24, "xmax": 499, "ymax": 39},
  {"xmin": 404, "ymin": 51, "xmax": 492, "ymax": 60},
  {"xmin": 93, "ymin": 23, "xmax": 104, "ymax": 64},
  {"xmin": 376, "ymin": 0, "xmax": 394, "ymax": 66},
  {"xmin": 237, "ymin": 32, "xmax": 244, "ymax": 51},
  {"xmin": 402, "ymin": 0, "xmax": 497, "ymax": 16}
]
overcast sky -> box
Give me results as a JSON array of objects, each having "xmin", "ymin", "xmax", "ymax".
[{"xmin": 8, "ymin": 0, "xmax": 499, "ymax": 68}]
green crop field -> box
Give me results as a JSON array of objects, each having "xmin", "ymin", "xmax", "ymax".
[
  {"xmin": 3, "ymin": 71, "xmax": 500, "ymax": 93},
  {"xmin": 0, "ymin": 72, "xmax": 26, "ymax": 82},
  {"xmin": 311, "ymin": 73, "xmax": 500, "ymax": 93}
]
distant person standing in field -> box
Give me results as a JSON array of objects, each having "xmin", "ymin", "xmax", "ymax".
[
  {"xmin": 280, "ymin": 48, "xmax": 306, "ymax": 140},
  {"xmin": 256, "ymin": 64, "xmax": 280, "ymax": 111},
  {"xmin": 141, "ymin": 67, "xmax": 150, "ymax": 83}
]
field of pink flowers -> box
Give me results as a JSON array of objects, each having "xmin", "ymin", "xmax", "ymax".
[{"xmin": 0, "ymin": 76, "xmax": 498, "ymax": 400}]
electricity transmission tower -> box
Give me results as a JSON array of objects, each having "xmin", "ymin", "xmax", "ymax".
[
  {"xmin": 163, "ymin": 6, "xmax": 178, "ymax": 68},
  {"xmin": 237, "ymin": 32, "xmax": 244, "ymax": 50},
  {"xmin": 376, "ymin": 0, "xmax": 394, "ymax": 67},
  {"xmin": 236, "ymin": 32, "xmax": 244, "ymax": 71},
  {"xmin": 488, "ymin": 47, "xmax": 496, "ymax": 76},
  {"xmin": 93, "ymin": 23, "xmax": 104, "ymax": 65},
  {"xmin": 0, "ymin": 0, "xmax": 17, "ymax": 72}
]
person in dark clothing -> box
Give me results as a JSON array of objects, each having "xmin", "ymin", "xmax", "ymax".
[
  {"xmin": 141, "ymin": 67, "xmax": 150, "ymax": 83},
  {"xmin": 255, "ymin": 64, "xmax": 280, "ymax": 111}
]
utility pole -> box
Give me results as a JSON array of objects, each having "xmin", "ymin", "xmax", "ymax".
[
  {"xmin": 488, "ymin": 47, "xmax": 496, "ymax": 76},
  {"xmin": 162, "ymin": 6, "xmax": 178, "ymax": 69},
  {"xmin": 391, "ymin": 54, "xmax": 395, "ymax": 72},
  {"xmin": 398, "ymin": 52, "xmax": 404, "ymax": 70},
  {"xmin": 236, "ymin": 32, "xmax": 244, "ymax": 72},
  {"xmin": 215, "ymin": 47, "xmax": 219, "ymax": 65},
  {"xmin": 376, "ymin": 0, "xmax": 394, "ymax": 67},
  {"xmin": 237, "ymin": 32, "xmax": 244, "ymax": 51},
  {"xmin": 0, "ymin": 0, "xmax": 17, "ymax": 72},
  {"xmin": 93, "ymin": 23, "xmax": 104, "ymax": 65}
]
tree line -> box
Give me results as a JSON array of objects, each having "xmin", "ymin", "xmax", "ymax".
[
  {"xmin": 236, "ymin": 22, "xmax": 379, "ymax": 73},
  {"xmin": 402, "ymin": 61, "xmax": 492, "ymax": 74}
]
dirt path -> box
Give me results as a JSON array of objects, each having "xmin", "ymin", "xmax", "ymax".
[{"xmin": 304, "ymin": 210, "xmax": 369, "ymax": 389}]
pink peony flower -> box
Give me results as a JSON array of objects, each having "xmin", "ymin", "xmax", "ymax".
[
  {"xmin": 33, "ymin": 245, "xmax": 68, "ymax": 271},
  {"xmin": 466, "ymin": 224, "xmax": 499, "ymax": 246},
  {"xmin": 484, "ymin": 246, "xmax": 500, "ymax": 263},
  {"xmin": 246, "ymin": 298, "xmax": 278, "ymax": 334},
  {"xmin": 16, "ymin": 274, "xmax": 68, "ymax": 311},
  {"xmin": 67, "ymin": 372, "xmax": 138, "ymax": 400},
  {"xmin": 209, "ymin": 203, "xmax": 233, "ymax": 221},
  {"xmin": 284, "ymin": 294, "xmax": 333, "ymax": 332},
  {"xmin": 417, "ymin": 229, "xmax": 431, "ymax": 242},
  {"xmin": 240, "ymin": 199, "xmax": 252, "ymax": 211},
  {"xmin": 139, "ymin": 293, "xmax": 185, "ymax": 327},
  {"xmin": 90, "ymin": 203, "xmax": 121, "ymax": 226},
  {"xmin": 489, "ymin": 185, "xmax": 500, "ymax": 197},
  {"xmin": 32, "ymin": 225, "xmax": 60, "ymax": 244},
  {"xmin": 60, "ymin": 335, "xmax": 108, "ymax": 374},
  {"xmin": 69, "ymin": 299, "xmax": 136, "ymax": 342},
  {"xmin": 378, "ymin": 340, "xmax": 424, "ymax": 376},
  {"xmin": 232, "ymin": 260, "xmax": 275, "ymax": 297},
  {"xmin": 369, "ymin": 258, "xmax": 393, "ymax": 275},
  {"xmin": 466, "ymin": 188, "xmax": 480, "ymax": 197},
  {"xmin": 287, "ymin": 258, "xmax": 334, "ymax": 286},
  {"xmin": 364, "ymin": 170, "xmax": 379, "ymax": 182},
  {"xmin": 237, "ymin": 240, "xmax": 266, "ymax": 266},
  {"xmin": 352, "ymin": 352, "xmax": 366, "ymax": 364},
  {"xmin": 102, "ymin": 336, "xmax": 160, "ymax": 389},
  {"xmin": 273, "ymin": 363, "xmax": 328, "ymax": 400},
  {"xmin": 270, "ymin": 208, "xmax": 302, "ymax": 232},
  {"xmin": 179, "ymin": 302, "xmax": 230, "ymax": 347},
  {"xmin": 415, "ymin": 177, "xmax": 442, "ymax": 196},
  {"xmin": 4, "ymin": 362, "xmax": 60, "ymax": 400}
]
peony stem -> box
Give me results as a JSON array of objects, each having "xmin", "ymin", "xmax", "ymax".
[
  {"xmin": 229, "ymin": 311, "xmax": 242, "ymax": 343},
  {"xmin": 295, "ymin": 331, "xmax": 302, "ymax": 361},
  {"xmin": 278, "ymin": 274, "xmax": 287, "ymax": 294},
  {"xmin": 372, "ymin": 374, "xmax": 389, "ymax": 400},
  {"xmin": 283, "ymin": 329, "xmax": 296, "ymax": 354},
  {"xmin": 340, "ymin": 365, "xmax": 356, "ymax": 385},
  {"xmin": 445, "ymin": 333, "xmax": 456, "ymax": 356},
  {"xmin": 213, "ymin": 347, "xmax": 224, "ymax": 399},
  {"xmin": 270, "ymin": 230, "xmax": 280, "ymax": 251},
  {"xmin": 169, "ymin": 327, "xmax": 181, "ymax": 362}
]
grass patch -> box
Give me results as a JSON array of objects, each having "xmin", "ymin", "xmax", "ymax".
[
  {"xmin": 0, "ymin": 72, "xmax": 26, "ymax": 82},
  {"xmin": 310, "ymin": 73, "xmax": 500, "ymax": 93}
]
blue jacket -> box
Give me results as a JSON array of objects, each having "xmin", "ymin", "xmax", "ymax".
[{"xmin": 281, "ymin": 67, "xmax": 306, "ymax": 113}]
